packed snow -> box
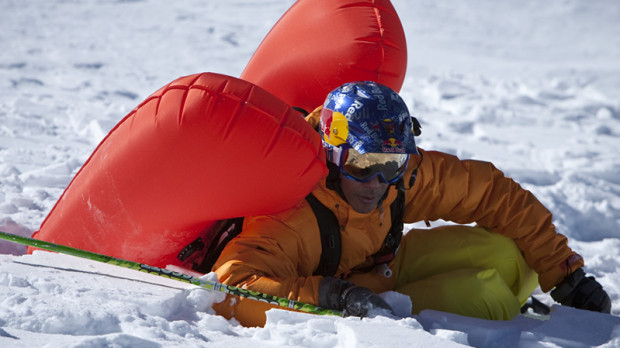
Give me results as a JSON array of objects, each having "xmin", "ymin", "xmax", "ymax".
[{"xmin": 1, "ymin": 0, "xmax": 619, "ymax": 347}]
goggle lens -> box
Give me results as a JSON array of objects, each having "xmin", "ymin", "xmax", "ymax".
[{"xmin": 341, "ymin": 148, "xmax": 408, "ymax": 183}]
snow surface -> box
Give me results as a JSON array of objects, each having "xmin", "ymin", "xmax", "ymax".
[{"xmin": 1, "ymin": 0, "xmax": 619, "ymax": 346}]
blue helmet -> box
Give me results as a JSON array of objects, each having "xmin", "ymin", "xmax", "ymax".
[{"xmin": 319, "ymin": 81, "xmax": 419, "ymax": 183}]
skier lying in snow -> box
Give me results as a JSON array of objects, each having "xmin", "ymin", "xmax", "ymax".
[{"xmin": 210, "ymin": 81, "xmax": 611, "ymax": 327}]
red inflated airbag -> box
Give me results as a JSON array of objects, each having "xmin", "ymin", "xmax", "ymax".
[
  {"xmin": 31, "ymin": 73, "xmax": 327, "ymax": 267},
  {"xmin": 241, "ymin": 0, "xmax": 407, "ymax": 113}
]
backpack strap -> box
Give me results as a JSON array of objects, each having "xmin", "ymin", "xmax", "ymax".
[
  {"xmin": 180, "ymin": 217, "xmax": 245, "ymax": 274},
  {"xmin": 373, "ymin": 188, "xmax": 405, "ymax": 266},
  {"xmin": 306, "ymin": 193, "xmax": 342, "ymax": 277},
  {"xmin": 182, "ymin": 193, "xmax": 344, "ymax": 277}
]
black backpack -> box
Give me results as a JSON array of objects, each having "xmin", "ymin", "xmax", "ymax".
[{"xmin": 178, "ymin": 190, "xmax": 405, "ymax": 276}]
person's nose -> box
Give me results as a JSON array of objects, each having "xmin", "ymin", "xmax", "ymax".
[{"xmin": 363, "ymin": 176, "xmax": 384, "ymax": 189}]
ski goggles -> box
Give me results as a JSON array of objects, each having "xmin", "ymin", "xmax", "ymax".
[{"xmin": 336, "ymin": 147, "xmax": 409, "ymax": 184}]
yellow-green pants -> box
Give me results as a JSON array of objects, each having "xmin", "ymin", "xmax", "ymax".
[{"xmin": 393, "ymin": 226, "xmax": 539, "ymax": 320}]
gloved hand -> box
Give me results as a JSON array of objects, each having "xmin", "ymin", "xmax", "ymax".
[
  {"xmin": 551, "ymin": 268, "xmax": 611, "ymax": 313},
  {"xmin": 318, "ymin": 276, "xmax": 394, "ymax": 317}
]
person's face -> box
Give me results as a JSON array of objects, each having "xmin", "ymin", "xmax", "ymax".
[{"xmin": 339, "ymin": 174, "xmax": 389, "ymax": 213}]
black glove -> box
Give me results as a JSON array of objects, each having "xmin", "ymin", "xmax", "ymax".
[
  {"xmin": 551, "ymin": 268, "xmax": 611, "ymax": 314},
  {"xmin": 318, "ymin": 277, "xmax": 394, "ymax": 317}
]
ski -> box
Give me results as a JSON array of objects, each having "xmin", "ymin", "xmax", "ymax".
[{"xmin": 0, "ymin": 231, "xmax": 342, "ymax": 317}]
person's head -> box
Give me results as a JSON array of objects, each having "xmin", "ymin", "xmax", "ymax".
[{"xmin": 319, "ymin": 81, "xmax": 418, "ymax": 213}]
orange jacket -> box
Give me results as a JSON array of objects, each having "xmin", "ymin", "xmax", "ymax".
[{"xmin": 213, "ymin": 110, "xmax": 583, "ymax": 327}]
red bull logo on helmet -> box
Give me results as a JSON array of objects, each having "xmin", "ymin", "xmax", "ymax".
[
  {"xmin": 382, "ymin": 118, "xmax": 396, "ymax": 135},
  {"xmin": 320, "ymin": 107, "xmax": 349, "ymax": 147},
  {"xmin": 381, "ymin": 137, "xmax": 405, "ymax": 153}
]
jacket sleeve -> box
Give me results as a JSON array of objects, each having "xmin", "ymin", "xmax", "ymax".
[
  {"xmin": 404, "ymin": 149, "xmax": 583, "ymax": 291},
  {"xmin": 213, "ymin": 203, "xmax": 325, "ymax": 317}
]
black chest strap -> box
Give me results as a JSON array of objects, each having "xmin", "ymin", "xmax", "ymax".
[
  {"xmin": 306, "ymin": 194, "xmax": 342, "ymax": 277},
  {"xmin": 375, "ymin": 188, "xmax": 405, "ymax": 265}
]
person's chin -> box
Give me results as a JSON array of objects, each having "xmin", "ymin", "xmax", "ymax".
[{"xmin": 352, "ymin": 197, "xmax": 378, "ymax": 213}]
